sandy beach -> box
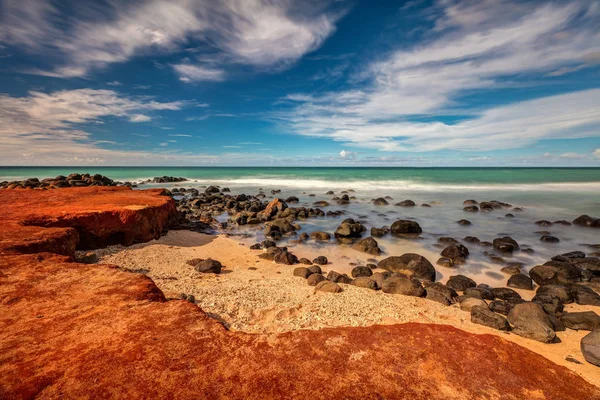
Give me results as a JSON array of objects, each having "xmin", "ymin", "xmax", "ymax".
[{"xmin": 92, "ymin": 229, "xmax": 600, "ymax": 387}]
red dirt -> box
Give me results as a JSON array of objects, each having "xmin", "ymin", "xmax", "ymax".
[{"xmin": 0, "ymin": 187, "xmax": 599, "ymax": 399}]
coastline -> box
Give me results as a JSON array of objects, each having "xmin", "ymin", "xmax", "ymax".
[{"xmin": 93, "ymin": 229, "xmax": 600, "ymax": 387}]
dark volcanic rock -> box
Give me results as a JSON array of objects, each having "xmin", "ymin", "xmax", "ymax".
[
  {"xmin": 381, "ymin": 276, "xmax": 425, "ymax": 297},
  {"xmin": 567, "ymin": 284, "xmax": 600, "ymax": 306},
  {"xmin": 491, "ymin": 287, "xmax": 521, "ymax": 301},
  {"xmin": 540, "ymin": 235, "xmax": 560, "ymax": 243},
  {"xmin": 573, "ymin": 215, "xmax": 600, "ymax": 228},
  {"xmin": 352, "ymin": 237, "xmax": 382, "ymax": 255},
  {"xmin": 371, "ymin": 227, "xmax": 389, "ymax": 237},
  {"xmin": 351, "ymin": 266, "xmax": 373, "ymax": 278},
  {"xmin": 489, "ymin": 300, "xmax": 514, "ymax": 316},
  {"xmin": 441, "ymin": 244, "xmax": 469, "ymax": 260},
  {"xmin": 373, "ymin": 198, "xmax": 389, "ymax": 206},
  {"xmin": 535, "ymin": 284, "xmax": 573, "ymax": 304},
  {"xmin": 395, "ymin": 200, "xmax": 416, "ymax": 207},
  {"xmin": 508, "ymin": 274, "xmax": 533, "ymax": 290},
  {"xmin": 378, "ymin": 254, "xmax": 436, "ymax": 281},
  {"xmin": 293, "ymin": 267, "xmax": 313, "ymax": 279},
  {"xmin": 314, "ymin": 280, "xmax": 342, "ymax": 293},
  {"xmin": 193, "ymin": 259, "xmax": 222, "ymax": 274},
  {"xmin": 457, "ymin": 219, "xmax": 472, "ymax": 225},
  {"xmin": 334, "ymin": 218, "xmax": 366, "ymax": 239},
  {"xmin": 459, "ymin": 297, "xmax": 488, "ymax": 312},
  {"xmin": 307, "ymin": 273, "xmax": 326, "ymax": 286},
  {"xmin": 312, "ymin": 256, "xmax": 328, "ymax": 265},
  {"xmin": 425, "ymin": 282, "xmax": 458, "ymax": 305},
  {"xmin": 507, "ymin": 302, "xmax": 556, "ymax": 343},
  {"xmin": 581, "ymin": 330, "xmax": 600, "ymax": 366},
  {"xmin": 326, "ymin": 271, "xmax": 353, "ymax": 284},
  {"xmin": 352, "ymin": 277, "xmax": 379, "ymax": 290},
  {"xmin": 446, "ymin": 275, "xmax": 476, "ymax": 291},
  {"xmin": 561, "ymin": 312, "xmax": 600, "ymax": 331},
  {"xmin": 464, "ymin": 287, "xmax": 494, "ymax": 300},
  {"xmin": 493, "ymin": 237, "xmax": 520, "ymax": 253},
  {"xmin": 471, "ymin": 306, "xmax": 510, "ymax": 330},
  {"xmin": 390, "ymin": 220, "xmax": 422, "ymax": 235},
  {"xmin": 529, "ymin": 261, "xmax": 582, "ymax": 286},
  {"xmin": 309, "ymin": 231, "xmax": 331, "ymax": 241}
]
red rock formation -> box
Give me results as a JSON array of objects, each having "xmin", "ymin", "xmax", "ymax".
[{"xmin": 0, "ymin": 187, "xmax": 599, "ymax": 399}]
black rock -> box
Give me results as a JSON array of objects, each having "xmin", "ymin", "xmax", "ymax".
[
  {"xmin": 381, "ymin": 276, "xmax": 425, "ymax": 297},
  {"xmin": 471, "ymin": 305, "xmax": 510, "ymax": 330},
  {"xmin": 425, "ymin": 282, "xmax": 458, "ymax": 305},
  {"xmin": 194, "ymin": 258, "xmax": 222, "ymax": 274},
  {"xmin": 446, "ymin": 275, "xmax": 476, "ymax": 291},
  {"xmin": 352, "ymin": 237, "xmax": 382, "ymax": 255},
  {"xmin": 312, "ymin": 256, "xmax": 328, "ymax": 265},
  {"xmin": 573, "ymin": 214, "xmax": 600, "ymax": 228},
  {"xmin": 507, "ymin": 274, "xmax": 533, "ymax": 290},
  {"xmin": 540, "ymin": 235, "xmax": 560, "ymax": 243},
  {"xmin": 561, "ymin": 312, "xmax": 600, "ymax": 331},
  {"xmin": 529, "ymin": 261, "xmax": 582, "ymax": 286},
  {"xmin": 351, "ymin": 266, "xmax": 373, "ymax": 278},
  {"xmin": 378, "ymin": 254, "xmax": 436, "ymax": 281},
  {"xmin": 581, "ymin": 330, "xmax": 600, "ymax": 366},
  {"xmin": 293, "ymin": 267, "xmax": 313, "ymax": 279},
  {"xmin": 567, "ymin": 284, "xmax": 600, "ymax": 306},
  {"xmin": 507, "ymin": 302, "xmax": 556, "ymax": 343},
  {"xmin": 395, "ymin": 200, "xmax": 416, "ymax": 207},
  {"xmin": 390, "ymin": 220, "xmax": 422, "ymax": 235},
  {"xmin": 493, "ymin": 237, "xmax": 520, "ymax": 253}
]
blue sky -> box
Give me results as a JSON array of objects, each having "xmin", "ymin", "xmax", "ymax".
[{"xmin": 0, "ymin": 0, "xmax": 599, "ymax": 166}]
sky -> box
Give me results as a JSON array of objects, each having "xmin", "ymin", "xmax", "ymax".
[{"xmin": 0, "ymin": 0, "xmax": 599, "ymax": 167}]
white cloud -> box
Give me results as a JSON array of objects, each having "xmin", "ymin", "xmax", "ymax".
[
  {"xmin": 129, "ymin": 114, "xmax": 152, "ymax": 122},
  {"xmin": 169, "ymin": 134, "xmax": 192, "ymax": 137},
  {"xmin": 223, "ymin": 145, "xmax": 243, "ymax": 148},
  {"xmin": 106, "ymin": 81, "xmax": 122, "ymax": 86},
  {"xmin": 238, "ymin": 142, "xmax": 261, "ymax": 145},
  {"xmin": 280, "ymin": 0, "xmax": 600, "ymax": 152},
  {"xmin": 0, "ymin": 0, "xmax": 343, "ymax": 78},
  {"xmin": 594, "ymin": 149, "xmax": 600, "ymax": 159},
  {"xmin": 339, "ymin": 149, "xmax": 356, "ymax": 160},
  {"xmin": 172, "ymin": 64, "xmax": 226, "ymax": 82}
]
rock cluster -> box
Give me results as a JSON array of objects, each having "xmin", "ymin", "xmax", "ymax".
[{"xmin": 1, "ymin": 173, "xmax": 118, "ymax": 189}]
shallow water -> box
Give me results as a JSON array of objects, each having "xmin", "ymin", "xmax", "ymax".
[{"xmin": 2, "ymin": 167, "xmax": 599, "ymax": 285}]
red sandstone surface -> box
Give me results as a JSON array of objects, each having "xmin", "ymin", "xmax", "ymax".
[{"xmin": 0, "ymin": 187, "xmax": 599, "ymax": 399}]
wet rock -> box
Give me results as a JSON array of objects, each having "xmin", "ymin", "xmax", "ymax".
[
  {"xmin": 193, "ymin": 258, "xmax": 222, "ymax": 274},
  {"xmin": 310, "ymin": 231, "xmax": 331, "ymax": 241},
  {"xmin": 425, "ymin": 282, "xmax": 458, "ymax": 305},
  {"xmin": 471, "ymin": 306, "xmax": 510, "ymax": 330},
  {"xmin": 352, "ymin": 237, "xmax": 381, "ymax": 255},
  {"xmin": 529, "ymin": 261, "xmax": 582, "ymax": 285},
  {"xmin": 457, "ymin": 219, "xmax": 472, "ymax": 225},
  {"xmin": 370, "ymin": 227, "xmax": 389, "ymax": 237},
  {"xmin": 508, "ymin": 302, "xmax": 557, "ymax": 343},
  {"xmin": 378, "ymin": 254, "xmax": 436, "ymax": 281},
  {"xmin": 334, "ymin": 218, "xmax": 366, "ymax": 239},
  {"xmin": 395, "ymin": 200, "xmax": 416, "ymax": 207},
  {"xmin": 381, "ymin": 276, "xmax": 425, "ymax": 297},
  {"xmin": 351, "ymin": 266, "xmax": 373, "ymax": 278},
  {"xmin": 567, "ymin": 284, "xmax": 600, "ymax": 306},
  {"xmin": 555, "ymin": 251, "xmax": 586, "ymax": 260},
  {"xmin": 561, "ymin": 312, "xmax": 600, "ymax": 331},
  {"xmin": 573, "ymin": 215, "xmax": 600, "ymax": 228},
  {"xmin": 459, "ymin": 297, "xmax": 488, "ymax": 312},
  {"xmin": 436, "ymin": 257, "xmax": 454, "ymax": 268},
  {"xmin": 447, "ymin": 275, "xmax": 476, "ymax": 291},
  {"xmin": 312, "ymin": 256, "xmax": 328, "ymax": 265},
  {"xmin": 257, "ymin": 198, "xmax": 288, "ymax": 221},
  {"xmin": 493, "ymin": 237, "xmax": 520, "ymax": 253},
  {"xmin": 390, "ymin": 220, "xmax": 422, "ymax": 235},
  {"xmin": 501, "ymin": 265, "xmax": 522, "ymax": 275},
  {"xmin": 463, "ymin": 236, "xmax": 480, "ymax": 243},
  {"xmin": 535, "ymin": 220, "xmax": 553, "ymax": 226},
  {"xmin": 205, "ymin": 185, "xmax": 220, "ymax": 194},
  {"xmin": 353, "ymin": 277, "xmax": 379, "ymax": 290},
  {"xmin": 298, "ymin": 258, "xmax": 312, "ymax": 265},
  {"xmin": 307, "ymin": 273, "xmax": 326, "ymax": 286},
  {"xmin": 463, "ymin": 206, "xmax": 479, "ymax": 212},
  {"xmin": 327, "ymin": 270, "xmax": 353, "ymax": 284},
  {"xmin": 540, "ymin": 235, "xmax": 560, "ymax": 243},
  {"xmin": 441, "ymin": 244, "xmax": 469, "ymax": 261},
  {"xmin": 372, "ymin": 271, "xmax": 392, "ymax": 288},
  {"xmin": 570, "ymin": 257, "xmax": 600, "ymax": 273},
  {"xmin": 285, "ymin": 196, "xmax": 299, "ymax": 203},
  {"xmin": 273, "ymin": 249, "xmax": 298, "ymax": 265},
  {"xmin": 508, "ymin": 274, "xmax": 533, "ymax": 290},
  {"xmin": 373, "ymin": 198, "xmax": 389, "ymax": 206},
  {"xmin": 293, "ymin": 267, "xmax": 313, "ymax": 279},
  {"xmin": 581, "ymin": 330, "xmax": 600, "ymax": 366},
  {"xmin": 314, "ymin": 280, "xmax": 342, "ymax": 293},
  {"xmin": 463, "ymin": 200, "xmax": 478, "ymax": 206}
]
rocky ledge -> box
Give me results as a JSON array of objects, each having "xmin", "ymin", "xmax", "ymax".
[{"xmin": 0, "ymin": 188, "xmax": 599, "ymax": 399}]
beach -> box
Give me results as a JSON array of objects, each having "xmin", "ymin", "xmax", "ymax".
[{"xmin": 2, "ymin": 170, "xmax": 600, "ymax": 398}]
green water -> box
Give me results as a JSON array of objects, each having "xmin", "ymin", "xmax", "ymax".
[{"xmin": 1, "ymin": 167, "xmax": 599, "ymax": 186}]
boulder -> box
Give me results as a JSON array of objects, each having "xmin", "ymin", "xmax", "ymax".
[
  {"xmin": 459, "ymin": 297, "xmax": 488, "ymax": 312},
  {"xmin": 378, "ymin": 254, "xmax": 436, "ymax": 281},
  {"xmin": 273, "ymin": 249, "xmax": 298, "ymax": 265},
  {"xmin": 293, "ymin": 267, "xmax": 313, "ymax": 279},
  {"xmin": 446, "ymin": 275, "xmax": 476, "ymax": 291},
  {"xmin": 425, "ymin": 282, "xmax": 458, "ymax": 305},
  {"xmin": 463, "ymin": 206, "xmax": 479, "ymax": 212},
  {"xmin": 298, "ymin": 258, "xmax": 312, "ymax": 265},
  {"xmin": 390, "ymin": 220, "xmax": 422, "ymax": 235},
  {"xmin": 534, "ymin": 284, "xmax": 573, "ymax": 304},
  {"xmin": 353, "ymin": 277, "xmax": 379, "ymax": 290},
  {"xmin": 370, "ymin": 227, "xmax": 389, "ymax": 237},
  {"xmin": 352, "ymin": 237, "xmax": 381, "ymax": 255},
  {"xmin": 464, "ymin": 287, "xmax": 494, "ymax": 300},
  {"xmin": 507, "ymin": 274, "xmax": 533, "ymax": 290},
  {"xmin": 373, "ymin": 198, "xmax": 389, "ymax": 205},
  {"xmin": 315, "ymin": 281, "xmax": 343, "ymax": 293},
  {"xmin": 529, "ymin": 261, "xmax": 582, "ymax": 286},
  {"xmin": 540, "ymin": 235, "xmax": 560, "ymax": 243},
  {"xmin": 307, "ymin": 273, "xmax": 326, "ymax": 286},
  {"xmin": 308, "ymin": 265, "xmax": 322, "ymax": 275},
  {"xmin": 310, "ymin": 231, "xmax": 331, "ymax": 241},
  {"xmin": 334, "ymin": 218, "xmax": 366, "ymax": 239},
  {"xmin": 471, "ymin": 306, "xmax": 510, "ymax": 331},
  {"xmin": 493, "ymin": 237, "xmax": 519, "ymax": 253},
  {"xmin": 327, "ymin": 271, "xmax": 353, "ymax": 284},
  {"xmin": 489, "ymin": 300, "xmax": 514, "ymax": 316},
  {"xmin": 351, "ymin": 266, "xmax": 373, "ymax": 278},
  {"xmin": 257, "ymin": 198, "xmax": 287, "ymax": 221},
  {"xmin": 193, "ymin": 258, "xmax": 222, "ymax": 274},
  {"xmin": 396, "ymin": 200, "xmax": 416, "ymax": 207},
  {"xmin": 491, "ymin": 287, "xmax": 521, "ymax": 301},
  {"xmin": 381, "ymin": 276, "xmax": 425, "ymax": 297},
  {"xmin": 457, "ymin": 219, "xmax": 472, "ymax": 225},
  {"xmin": 507, "ymin": 302, "xmax": 556, "ymax": 343},
  {"xmin": 581, "ymin": 330, "xmax": 600, "ymax": 366},
  {"xmin": 441, "ymin": 244, "xmax": 469, "ymax": 260},
  {"xmin": 573, "ymin": 215, "xmax": 600, "ymax": 228},
  {"xmin": 567, "ymin": 284, "xmax": 600, "ymax": 306},
  {"xmin": 561, "ymin": 312, "xmax": 600, "ymax": 331},
  {"xmin": 312, "ymin": 256, "xmax": 328, "ymax": 265}
]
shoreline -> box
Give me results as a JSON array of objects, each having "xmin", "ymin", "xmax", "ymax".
[{"xmin": 94, "ymin": 229, "xmax": 600, "ymax": 387}]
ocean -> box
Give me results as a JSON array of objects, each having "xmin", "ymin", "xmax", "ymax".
[{"xmin": 2, "ymin": 166, "xmax": 599, "ymax": 284}]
